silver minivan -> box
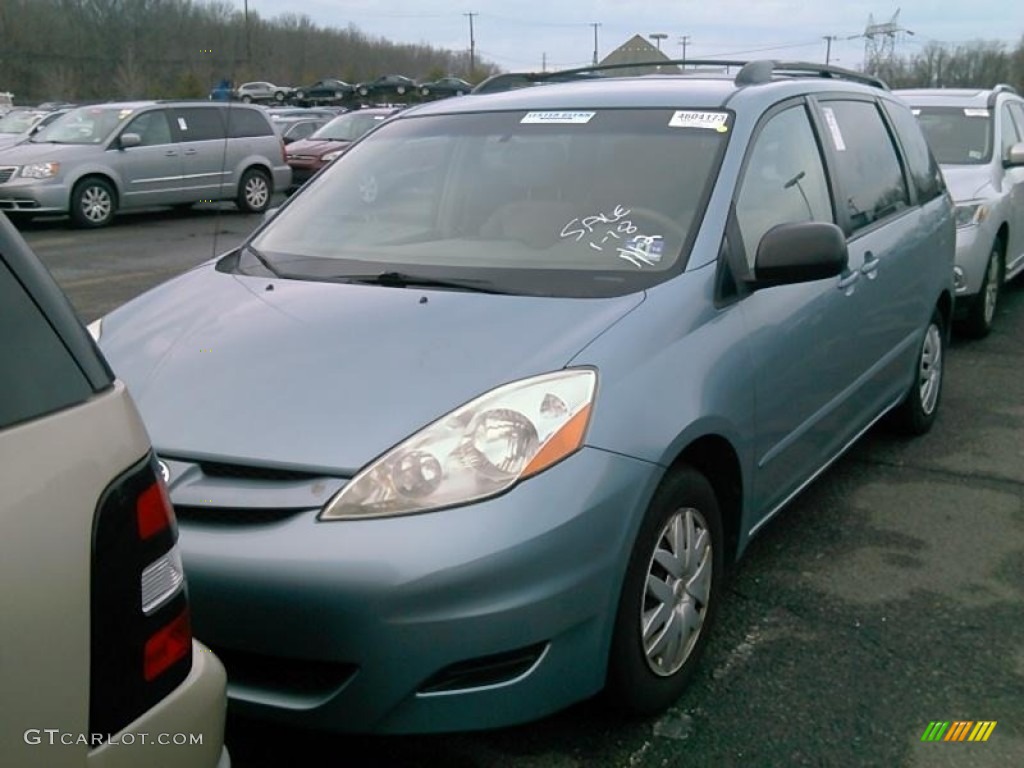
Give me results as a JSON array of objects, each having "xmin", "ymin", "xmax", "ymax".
[{"xmin": 0, "ymin": 101, "xmax": 291, "ymax": 227}]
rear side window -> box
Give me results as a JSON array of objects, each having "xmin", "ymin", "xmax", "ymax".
[
  {"xmin": 172, "ymin": 107, "xmax": 225, "ymax": 141},
  {"xmin": 0, "ymin": 260, "xmax": 93, "ymax": 429},
  {"xmin": 225, "ymin": 107, "xmax": 274, "ymax": 138},
  {"xmin": 883, "ymin": 99, "xmax": 944, "ymax": 203},
  {"xmin": 819, "ymin": 100, "xmax": 910, "ymax": 234}
]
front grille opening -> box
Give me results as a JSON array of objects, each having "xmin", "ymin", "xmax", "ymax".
[
  {"xmin": 211, "ymin": 645, "xmax": 358, "ymax": 697},
  {"xmin": 174, "ymin": 505, "xmax": 305, "ymax": 526},
  {"xmin": 198, "ymin": 461, "xmax": 322, "ymax": 482},
  {"xmin": 418, "ymin": 642, "xmax": 548, "ymax": 694}
]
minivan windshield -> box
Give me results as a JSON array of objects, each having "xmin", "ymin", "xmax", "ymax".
[
  {"xmin": 912, "ymin": 106, "xmax": 993, "ymax": 165},
  {"xmin": 252, "ymin": 109, "xmax": 729, "ymax": 297},
  {"xmin": 32, "ymin": 106, "xmax": 135, "ymax": 144},
  {"xmin": 310, "ymin": 111, "xmax": 392, "ymax": 142}
]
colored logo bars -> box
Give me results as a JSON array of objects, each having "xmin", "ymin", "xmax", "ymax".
[{"xmin": 921, "ymin": 721, "xmax": 997, "ymax": 742}]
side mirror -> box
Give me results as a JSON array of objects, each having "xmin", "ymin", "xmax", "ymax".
[
  {"xmin": 119, "ymin": 132, "xmax": 141, "ymax": 149},
  {"xmin": 1005, "ymin": 141, "xmax": 1024, "ymax": 168},
  {"xmin": 750, "ymin": 221, "xmax": 848, "ymax": 288}
]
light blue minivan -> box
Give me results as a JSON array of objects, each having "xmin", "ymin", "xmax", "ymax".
[{"xmin": 94, "ymin": 60, "xmax": 955, "ymax": 733}]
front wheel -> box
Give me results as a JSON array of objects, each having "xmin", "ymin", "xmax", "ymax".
[
  {"xmin": 962, "ymin": 243, "xmax": 1002, "ymax": 338},
  {"xmin": 274, "ymin": 91, "xmax": 286, "ymax": 102},
  {"xmin": 240, "ymin": 94, "xmax": 252, "ymax": 103},
  {"xmin": 891, "ymin": 308, "xmax": 945, "ymax": 435},
  {"xmin": 607, "ymin": 466, "xmax": 723, "ymax": 715},
  {"xmin": 70, "ymin": 178, "xmax": 116, "ymax": 228},
  {"xmin": 236, "ymin": 168, "xmax": 271, "ymax": 213}
]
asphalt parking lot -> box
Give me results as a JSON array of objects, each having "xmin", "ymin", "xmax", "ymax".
[{"xmin": 18, "ymin": 207, "xmax": 1024, "ymax": 767}]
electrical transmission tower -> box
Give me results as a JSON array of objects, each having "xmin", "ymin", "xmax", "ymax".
[{"xmin": 859, "ymin": 9, "xmax": 914, "ymax": 74}]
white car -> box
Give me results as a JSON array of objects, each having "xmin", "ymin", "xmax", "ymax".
[
  {"xmin": 0, "ymin": 213, "xmax": 229, "ymax": 767},
  {"xmin": 234, "ymin": 81, "xmax": 294, "ymax": 103},
  {"xmin": 898, "ymin": 85, "xmax": 1024, "ymax": 337}
]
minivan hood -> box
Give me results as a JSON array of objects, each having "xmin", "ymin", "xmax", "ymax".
[
  {"xmin": 940, "ymin": 165, "xmax": 993, "ymax": 202},
  {"xmin": 0, "ymin": 141, "xmax": 101, "ymax": 163},
  {"xmin": 99, "ymin": 264, "xmax": 643, "ymax": 474}
]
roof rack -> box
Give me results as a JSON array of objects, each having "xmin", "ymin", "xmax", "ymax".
[
  {"xmin": 472, "ymin": 58, "xmax": 889, "ymax": 95},
  {"xmin": 992, "ymin": 83, "xmax": 1019, "ymax": 96}
]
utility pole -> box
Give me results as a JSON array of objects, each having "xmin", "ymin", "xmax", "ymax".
[
  {"xmin": 590, "ymin": 23, "xmax": 601, "ymax": 65},
  {"xmin": 542, "ymin": 52, "xmax": 547, "ymax": 72},
  {"xmin": 823, "ymin": 35, "xmax": 837, "ymax": 66},
  {"xmin": 244, "ymin": 0, "xmax": 251, "ymax": 67},
  {"xmin": 678, "ymin": 35, "xmax": 690, "ymax": 67},
  {"xmin": 464, "ymin": 12, "xmax": 478, "ymax": 78}
]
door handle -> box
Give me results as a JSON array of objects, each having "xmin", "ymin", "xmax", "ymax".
[
  {"xmin": 861, "ymin": 252, "xmax": 880, "ymax": 280},
  {"xmin": 838, "ymin": 270, "xmax": 860, "ymax": 292},
  {"xmin": 184, "ymin": 149, "xmax": 198, "ymax": 156},
  {"xmin": 164, "ymin": 150, "xmax": 177, "ymax": 156}
]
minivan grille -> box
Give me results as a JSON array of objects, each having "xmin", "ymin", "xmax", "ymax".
[
  {"xmin": 198, "ymin": 460, "xmax": 321, "ymax": 482},
  {"xmin": 0, "ymin": 167, "xmax": 16, "ymax": 184}
]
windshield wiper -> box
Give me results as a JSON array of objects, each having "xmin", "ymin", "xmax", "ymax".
[{"xmin": 332, "ymin": 271, "xmax": 507, "ymax": 294}]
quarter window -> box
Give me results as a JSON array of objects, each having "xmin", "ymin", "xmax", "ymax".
[
  {"xmin": 736, "ymin": 105, "xmax": 834, "ymax": 268},
  {"xmin": 225, "ymin": 107, "xmax": 274, "ymax": 138},
  {"xmin": 820, "ymin": 100, "xmax": 909, "ymax": 234},
  {"xmin": 0, "ymin": 260, "xmax": 92, "ymax": 429}
]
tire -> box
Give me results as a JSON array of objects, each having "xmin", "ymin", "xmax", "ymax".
[
  {"xmin": 891, "ymin": 308, "xmax": 945, "ymax": 435},
  {"xmin": 274, "ymin": 91, "xmax": 285, "ymax": 102},
  {"xmin": 359, "ymin": 86, "xmax": 369, "ymax": 97},
  {"xmin": 241, "ymin": 94, "xmax": 252, "ymax": 103},
  {"xmin": 962, "ymin": 242, "xmax": 1002, "ymax": 338},
  {"xmin": 236, "ymin": 168, "xmax": 271, "ymax": 214},
  {"xmin": 397, "ymin": 85, "xmax": 406, "ymax": 95},
  {"xmin": 420, "ymin": 87, "xmax": 431, "ymax": 97},
  {"xmin": 607, "ymin": 466, "xmax": 723, "ymax": 716},
  {"xmin": 70, "ymin": 177, "xmax": 116, "ymax": 228}
]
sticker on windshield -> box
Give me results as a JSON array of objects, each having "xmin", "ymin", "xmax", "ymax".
[
  {"xmin": 821, "ymin": 106, "xmax": 846, "ymax": 151},
  {"xmin": 617, "ymin": 235, "xmax": 665, "ymax": 268},
  {"xmin": 964, "ymin": 108, "xmax": 990, "ymax": 117},
  {"xmin": 521, "ymin": 111, "xmax": 595, "ymax": 125},
  {"xmin": 117, "ymin": 109, "xmax": 134, "ymax": 120},
  {"xmin": 669, "ymin": 111, "xmax": 729, "ymax": 132}
]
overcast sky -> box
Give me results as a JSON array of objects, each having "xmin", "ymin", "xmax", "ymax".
[{"xmin": 249, "ymin": 1, "xmax": 1021, "ymax": 71}]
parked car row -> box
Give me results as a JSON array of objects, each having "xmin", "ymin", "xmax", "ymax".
[{"xmin": 213, "ymin": 75, "xmax": 474, "ymax": 106}]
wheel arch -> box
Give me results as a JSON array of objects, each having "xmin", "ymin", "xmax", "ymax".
[
  {"xmin": 668, "ymin": 434, "xmax": 744, "ymax": 568},
  {"xmin": 69, "ymin": 172, "xmax": 120, "ymax": 213}
]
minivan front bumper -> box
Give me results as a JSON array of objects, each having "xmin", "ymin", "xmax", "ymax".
[{"xmin": 177, "ymin": 447, "xmax": 660, "ymax": 734}]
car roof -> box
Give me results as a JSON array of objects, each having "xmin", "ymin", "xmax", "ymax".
[
  {"xmin": 894, "ymin": 88, "xmax": 999, "ymax": 107},
  {"xmin": 408, "ymin": 65, "xmax": 887, "ymax": 117}
]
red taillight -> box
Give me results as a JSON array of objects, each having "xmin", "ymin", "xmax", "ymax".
[
  {"xmin": 144, "ymin": 609, "xmax": 192, "ymax": 682},
  {"xmin": 136, "ymin": 481, "xmax": 173, "ymax": 540}
]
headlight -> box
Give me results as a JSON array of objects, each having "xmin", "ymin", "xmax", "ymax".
[
  {"xmin": 20, "ymin": 162, "xmax": 60, "ymax": 179},
  {"xmin": 320, "ymin": 149, "xmax": 345, "ymax": 163},
  {"xmin": 954, "ymin": 202, "xmax": 988, "ymax": 228},
  {"xmin": 320, "ymin": 369, "xmax": 597, "ymax": 519},
  {"xmin": 86, "ymin": 318, "xmax": 102, "ymax": 342}
]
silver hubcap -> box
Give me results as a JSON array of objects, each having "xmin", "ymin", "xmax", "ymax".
[
  {"xmin": 982, "ymin": 252, "xmax": 999, "ymax": 325},
  {"xmin": 245, "ymin": 176, "xmax": 268, "ymax": 208},
  {"xmin": 81, "ymin": 186, "xmax": 111, "ymax": 223},
  {"xmin": 641, "ymin": 507, "xmax": 713, "ymax": 677},
  {"xmin": 919, "ymin": 323, "xmax": 942, "ymax": 415}
]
